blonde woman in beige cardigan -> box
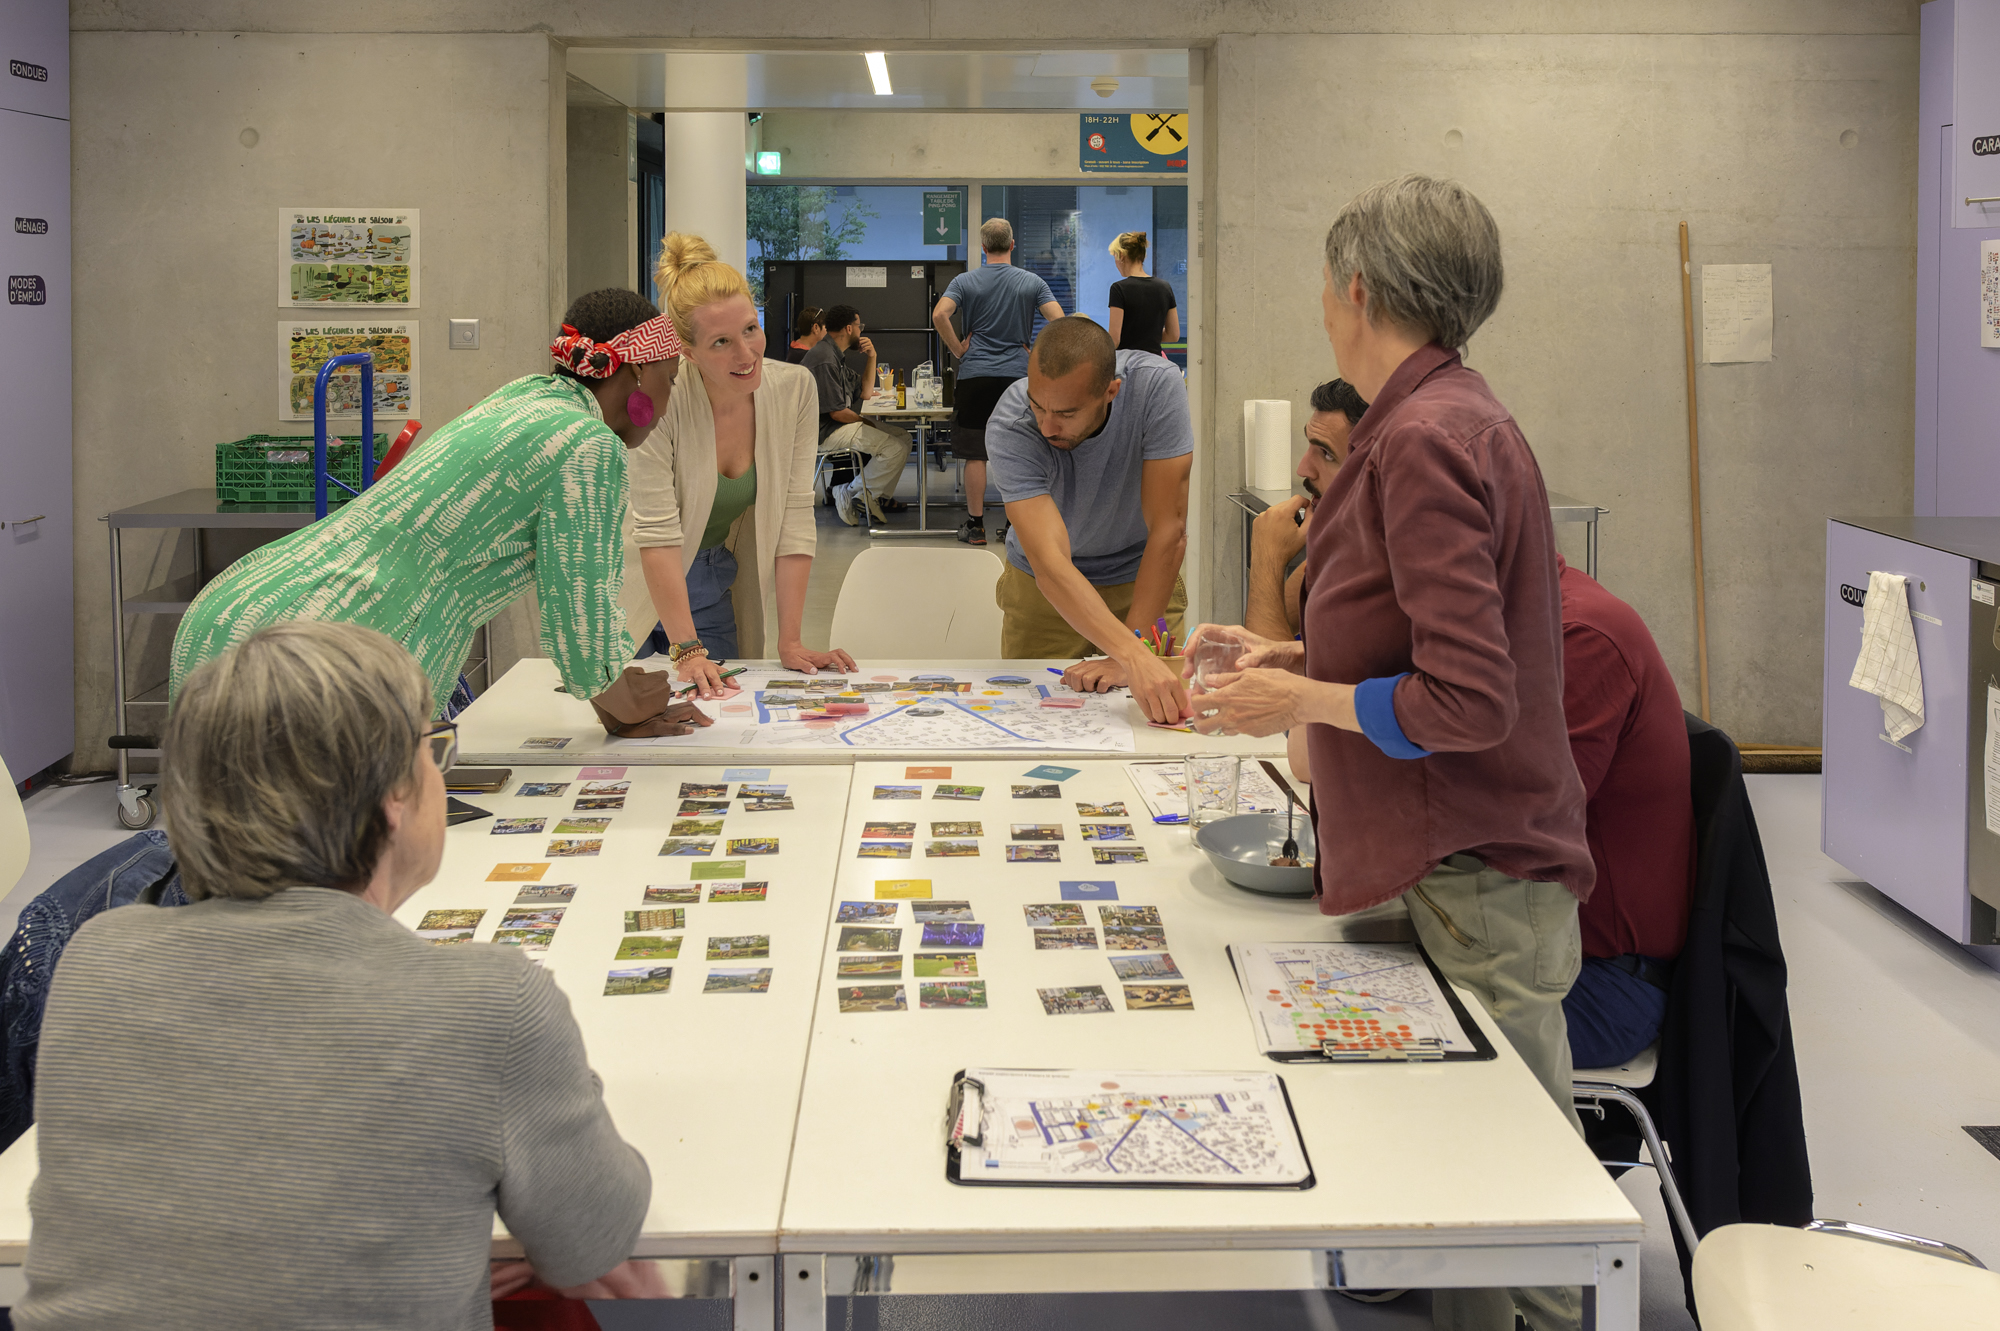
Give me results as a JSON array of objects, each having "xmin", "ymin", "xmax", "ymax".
[{"xmin": 627, "ymin": 234, "xmax": 856, "ymax": 696}]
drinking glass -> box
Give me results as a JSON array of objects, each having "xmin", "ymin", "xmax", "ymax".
[
  {"xmin": 1187, "ymin": 754, "xmax": 1240, "ymax": 829},
  {"xmin": 1188, "ymin": 638, "xmax": 1246, "ymax": 694}
]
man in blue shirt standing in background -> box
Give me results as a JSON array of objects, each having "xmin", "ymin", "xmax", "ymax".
[{"xmin": 933, "ymin": 218, "xmax": 1064, "ymax": 546}]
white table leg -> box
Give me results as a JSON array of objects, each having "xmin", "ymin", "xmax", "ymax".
[
  {"xmin": 1592, "ymin": 1241, "xmax": 1641, "ymax": 1331},
  {"xmin": 780, "ymin": 1252, "xmax": 826, "ymax": 1330},
  {"xmin": 731, "ymin": 1255, "xmax": 776, "ymax": 1331}
]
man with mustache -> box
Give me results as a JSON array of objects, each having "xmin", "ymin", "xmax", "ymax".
[{"xmin": 1244, "ymin": 377, "xmax": 1368, "ymax": 641}]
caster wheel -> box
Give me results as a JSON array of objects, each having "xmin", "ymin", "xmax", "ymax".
[{"xmin": 116, "ymin": 795, "xmax": 156, "ymax": 830}]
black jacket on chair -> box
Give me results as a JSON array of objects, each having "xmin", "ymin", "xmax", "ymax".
[{"xmin": 1639, "ymin": 713, "xmax": 1814, "ymax": 1300}]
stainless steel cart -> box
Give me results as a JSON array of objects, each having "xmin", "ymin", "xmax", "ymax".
[{"xmin": 102, "ymin": 488, "xmax": 488, "ymax": 828}]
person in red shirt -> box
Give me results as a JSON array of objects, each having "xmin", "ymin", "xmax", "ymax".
[
  {"xmin": 1187, "ymin": 175, "xmax": 1591, "ymax": 1331},
  {"xmin": 1557, "ymin": 556, "xmax": 1694, "ymax": 1068}
]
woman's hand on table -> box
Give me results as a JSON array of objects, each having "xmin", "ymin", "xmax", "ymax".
[
  {"xmin": 674, "ymin": 652, "xmax": 729, "ymax": 699},
  {"xmin": 1190, "ymin": 667, "xmax": 1314, "ymax": 738},
  {"xmin": 780, "ymin": 641, "xmax": 858, "ymax": 675},
  {"xmin": 1180, "ymin": 623, "xmax": 1304, "ymax": 675}
]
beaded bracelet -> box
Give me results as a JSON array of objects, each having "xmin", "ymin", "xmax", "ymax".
[{"xmin": 669, "ymin": 638, "xmax": 708, "ymax": 667}]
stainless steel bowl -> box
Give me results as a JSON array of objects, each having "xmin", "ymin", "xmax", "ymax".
[{"xmin": 1193, "ymin": 812, "xmax": 1317, "ymax": 897}]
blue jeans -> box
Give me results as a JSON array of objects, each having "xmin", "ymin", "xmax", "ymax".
[
  {"xmin": 1562, "ymin": 955, "xmax": 1669, "ymax": 1068},
  {"xmin": 637, "ymin": 544, "xmax": 740, "ymax": 661}
]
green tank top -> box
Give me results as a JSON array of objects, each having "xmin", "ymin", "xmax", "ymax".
[{"xmin": 701, "ymin": 463, "xmax": 757, "ymax": 550}]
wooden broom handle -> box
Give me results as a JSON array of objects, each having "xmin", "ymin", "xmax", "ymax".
[{"xmin": 1680, "ymin": 221, "xmax": 1713, "ymax": 722}]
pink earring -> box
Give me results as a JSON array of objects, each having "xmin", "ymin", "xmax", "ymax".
[{"xmin": 626, "ymin": 390, "xmax": 655, "ymax": 429}]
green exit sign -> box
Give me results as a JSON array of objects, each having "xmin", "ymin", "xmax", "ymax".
[
  {"xmin": 922, "ymin": 190, "xmax": 963, "ymax": 245},
  {"xmin": 755, "ymin": 150, "xmax": 782, "ymax": 175}
]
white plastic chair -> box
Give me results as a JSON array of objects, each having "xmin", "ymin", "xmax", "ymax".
[
  {"xmin": 1694, "ymin": 1221, "xmax": 2000, "ymax": 1330},
  {"xmin": 829, "ymin": 546, "xmax": 1004, "ymax": 658},
  {"xmin": 0, "ymin": 751, "xmax": 29, "ymax": 901}
]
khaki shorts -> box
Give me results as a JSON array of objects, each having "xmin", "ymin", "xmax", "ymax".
[{"xmin": 995, "ymin": 561, "xmax": 1187, "ymax": 660}]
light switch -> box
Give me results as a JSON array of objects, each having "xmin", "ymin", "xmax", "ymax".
[{"xmin": 449, "ymin": 318, "xmax": 480, "ymax": 350}]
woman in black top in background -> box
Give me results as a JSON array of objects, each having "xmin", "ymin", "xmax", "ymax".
[{"xmin": 1105, "ymin": 232, "xmax": 1179, "ymax": 356}]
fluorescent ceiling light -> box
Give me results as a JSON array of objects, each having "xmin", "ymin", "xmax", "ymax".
[{"xmin": 864, "ymin": 51, "xmax": 892, "ymax": 96}]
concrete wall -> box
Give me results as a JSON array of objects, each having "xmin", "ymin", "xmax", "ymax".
[
  {"xmin": 71, "ymin": 31, "xmax": 563, "ymax": 764},
  {"xmin": 1210, "ymin": 30, "xmax": 1916, "ymax": 744},
  {"xmin": 68, "ymin": 1, "xmax": 1922, "ymax": 750},
  {"xmin": 756, "ymin": 110, "xmax": 1186, "ymax": 184},
  {"xmin": 567, "ymin": 105, "xmax": 635, "ymax": 298}
]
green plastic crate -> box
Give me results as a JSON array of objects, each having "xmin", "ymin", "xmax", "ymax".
[{"xmin": 215, "ymin": 433, "xmax": 386, "ymax": 506}]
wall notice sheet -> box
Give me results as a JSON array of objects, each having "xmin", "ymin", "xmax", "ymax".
[
  {"xmin": 1983, "ymin": 240, "xmax": 2000, "ymax": 350},
  {"xmin": 947, "ymin": 1068, "xmax": 1313, "ymax": 1188},
  {"xmin": 610, "ymin": 669, "xmax": 1138, "ymax": 753},
  {"xmin": 1228, "ymin": 942, "xmax": 1495, "ymax": 1062},
  {"xmin": 279, "ymin": 322, "xmax": 419, "ymax": 420},
  {"xmin": 280, "ymin": 207, "xmax": 419, "ymax": 307},
  {"xmin": 1701, "ymin": 263, "xmax": 1774, "ymax": 363}
]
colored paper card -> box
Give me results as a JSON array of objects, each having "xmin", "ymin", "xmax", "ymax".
[
  {"xmin": 722, "ymin": 768, "xmax": 770, "ymax": 780},
  {"xmin": 1059, "ymin": 880, "xmax": 1118, "ymax": 900},
  {"xmin": 691, "ymin": 860, "xmax": 747, "ymax": 880},
  {"xmin": 578, "ymin": 766, "xmax": 627, "ymax": 780},
  {"xmin": 905, "ymin": 765, "xmax": 952, "ymax": 779},
  {"xmin": 874, "ymin": 878, "xmax": 933, "ymax": 899},
  {"xmin": 1023, "ymin": 764, "xmax": 1081, "ymax": 782},
  {"xmin": 487, "ymin": 862, "xmax": 550, "ymax": 882}
]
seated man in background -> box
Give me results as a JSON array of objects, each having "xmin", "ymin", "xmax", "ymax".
[
  {"xmin": 1244, "ymin": 377, "xmax": 1368, "ymax": 641},
  {"xmin": 986, "ymin": 316, "xmax": 1193, "ymax": 725},
  {"xmin": 802, "ymin": 304, "xmax": 910, "ymax": 525},
  {"xmin": 1556, "ymin": 554, "xmax": 1692, "ymax": 1068},
  {"xmin": 783, "ymin": 305, "xmax": 825, "ymax": 364}
]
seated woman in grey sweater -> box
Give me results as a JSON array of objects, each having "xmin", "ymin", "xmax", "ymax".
[{"xmin": 17, "ymin": 621, "xmax": 650, "ymax": 1329}]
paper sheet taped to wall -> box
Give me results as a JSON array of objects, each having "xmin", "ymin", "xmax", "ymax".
[
  {"xmin": 1982, "ymin": 241, "xmax": 2000, "ymax": 350},
  {"xmin": 1702, "ymin": 263, "xmax": 1774, "ymax": 363}
]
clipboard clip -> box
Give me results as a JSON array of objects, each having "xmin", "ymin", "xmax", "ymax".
[
  {"xmin": 946, "ymin": 1075, "xmax": 986, "ymax": 1148},
  {"xmin": 1320, "ymin": 1037, "xmax": 1445, "ymax": 1062}
]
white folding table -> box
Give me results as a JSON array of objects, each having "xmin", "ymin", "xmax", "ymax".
[
  {"xmin": 776, "ymin": 759, "xmax": 1644, "ymax": 1329},
  {"xmin": 454, "ymin": 657, "xmax": 1289, "ymax": 767}
]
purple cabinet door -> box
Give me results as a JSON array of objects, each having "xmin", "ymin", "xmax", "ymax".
[
  {"xmin": 0, "ymin": 105, "xmax": 70, "ymax": 778},
  {"xmin": 1823, "ymin": 522, "xmax": 1974, "ymax": 942}
]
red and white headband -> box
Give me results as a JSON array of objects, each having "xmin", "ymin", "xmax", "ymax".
[{"xmin": 550, "ymin": 315, "xmax": 683, "ymax": 378}]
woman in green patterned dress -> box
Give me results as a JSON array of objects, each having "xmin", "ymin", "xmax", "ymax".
[{"xmin": 171, "ymin": 290, "xmax": 682, "ymax": 717}]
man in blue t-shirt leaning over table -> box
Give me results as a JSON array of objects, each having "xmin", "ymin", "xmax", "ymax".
[
  {"xmin": 985, "ymin": 316, "xmax": 1194, "ymax": 726},
  {"xmin": 933, "ymin": 218, "xmax": 1064, "ymax": 547}
]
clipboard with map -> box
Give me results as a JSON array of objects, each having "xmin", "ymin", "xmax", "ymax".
[
  {"xmin": 945, "ymin": 1067, "xmax": 1314, "ymax": 1189},
  {"xmin": 1227, "ymin": 941, "xmax": 1498, "ymax": 1063}
]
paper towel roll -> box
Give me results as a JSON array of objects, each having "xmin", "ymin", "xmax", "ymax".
[{"xmin": 1244, "ymin": 399, "xmax": 1294, "ymax": 490}]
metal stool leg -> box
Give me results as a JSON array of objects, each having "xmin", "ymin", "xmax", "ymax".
[{"xmin": 1574, "ymin": 1081, "xmax": 1700, "ymax": 1257}]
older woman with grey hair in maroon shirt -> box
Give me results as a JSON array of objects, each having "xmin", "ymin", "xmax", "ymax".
[{"xmin": 1184, "ymin": 174, "xmax": 1593, "ymax": 1331}]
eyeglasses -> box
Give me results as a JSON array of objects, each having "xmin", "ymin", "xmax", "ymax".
[{"xmin": 424, "ymin": 721, "xmax": 459, "ymax": 773}]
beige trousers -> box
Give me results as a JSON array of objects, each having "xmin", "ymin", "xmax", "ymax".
[
  {"xmin": 1405, "ymin": 855, "xmax": 1586, "ymax": 1331},
  {"xmin": 995, "ymin": 562, "xmax": 1186, "ymax": 660}
]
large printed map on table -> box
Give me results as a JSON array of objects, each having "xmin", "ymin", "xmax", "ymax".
[{"xmin": 615, "ymin": 669, "xmax": 1139, "ymax": 754}]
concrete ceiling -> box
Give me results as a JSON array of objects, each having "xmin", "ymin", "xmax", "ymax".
[{"xmin": 566, "ymin": 49, "xmax": 1188, "ymax": 112}]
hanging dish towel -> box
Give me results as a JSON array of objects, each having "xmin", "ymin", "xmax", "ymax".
[{"xmin": 1848, "ymin": 570, "xmax": 1925, "ymax": 742}]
